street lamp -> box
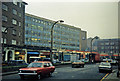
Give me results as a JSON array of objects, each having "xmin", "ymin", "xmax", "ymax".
[
  {"xmin": 50, "ymin": 20, "xmax": 64, "ymax": 63},
  {"xmin": 90, "ymin": 36, "xmax": 99, "ymax": 63},
  {"xmin": 2, "ymin": 27, "xmax": 14, "ymax": 61}
]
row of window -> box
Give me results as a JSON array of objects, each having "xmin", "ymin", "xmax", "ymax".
[
  {"xmin": 2, "ymin": 26, "xmax": 21, "ymax": 36},
  {"xmin": 2, "ymin": 3, "xmax": 22, "ymax": 17},
  {"xmin": 1, "ymin": 38, "xmax": 18, "ymax": 45},
  {"xmin": 2, "ymin": 15, "xmax": 21, "ymax": 26},
  {"xmin": 100, "ymin": 46, "xmax": 118, "ymax": 49},
  {"xmin": 26, "ymin": 16, "xmax": 80, "ymax": 33},
  {"xmin": 100, "ymin": 51, "xmax": 119, "ymax": 54},
  {"xmin": 100, "ymin": 42, "xmax": 118, "ymax": 45}
]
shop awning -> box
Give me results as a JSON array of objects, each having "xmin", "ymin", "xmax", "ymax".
[{"xmin": 27, "ymin": 52, "xmax": 39, "ymax": 54}]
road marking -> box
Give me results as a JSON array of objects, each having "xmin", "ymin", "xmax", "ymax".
[
  {"xmin": 72, "ymin": 76, "xmax": 74, "ymax": 77},
  {"xmin": 54, "ymin": 72, "xmax": 58, "ymax": 73},
  {"xmin": 100, "ymin": 73, "xmax": 109, "ymax": 81}
]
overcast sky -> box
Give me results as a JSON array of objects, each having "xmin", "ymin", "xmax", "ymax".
[{"xmin": 23, "ymin": 0, "xmax": 119, "ymax": 39}]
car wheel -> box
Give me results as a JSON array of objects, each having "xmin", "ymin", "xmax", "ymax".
[
  {"xmin": 117, "ymin": 71, "xmax": 119, "ymax": 77},
  {"xmin": 49, "ymin": 72, "xmax": 52, "ymax": 77},
  {"xmin": 37, "ymin": 74, "xmax": 41, "ymax": 79},
  {"xmin": 20, "ymin": 75, "xmax": 24, "ymax": 80},
  {"xmin": 99, "ymin": 69, "xmax": 101, "ymax": 73},
  {"xmin": 82, "ymin": 65, "xmax": 84, "ymax": 68},
  {"xmin": 110, "ymin": 70, "xmax": 112, "ymax": 73},
  {"xmin": 72, "ymin": 65, "xmax": 74, "ymax": 68}
]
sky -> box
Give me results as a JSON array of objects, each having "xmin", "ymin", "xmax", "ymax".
[{"xmin": 23, "ymin": 0, "xmax": 119, "ymax": 39}]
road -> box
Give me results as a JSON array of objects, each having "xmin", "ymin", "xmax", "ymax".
[{"xmin": 2, "ymin": 63, "xmax": 117, "ymax": 81}]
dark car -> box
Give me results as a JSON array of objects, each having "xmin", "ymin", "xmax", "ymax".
[{"xmin": 18, "ymin": 61, "xmax": 55, "ymax": 79}]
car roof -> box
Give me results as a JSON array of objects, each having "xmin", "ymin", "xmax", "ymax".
[{"xmin": 32, "ymin": 61, "xmax": 51, "ymax": 63}]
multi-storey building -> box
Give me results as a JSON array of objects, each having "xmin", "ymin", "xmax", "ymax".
[
  {"xmin": 96, "ymin": 38, "xmax": 120, "ymax": 59},
  {"xmin": 81, "ymin": 30, "xmax": 87, "ymax": 51},
  {"xmin": 25, "ymin": 13, "xmax": 87, "ymax": 52},
  {"xmin": 1, "ymin": 1, "xmax": 27, "ymax": 61}
]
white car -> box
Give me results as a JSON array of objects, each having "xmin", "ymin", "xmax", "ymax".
[{"xmin": 99, "ymin": 62, "xmax": 112, "ymax": 73}]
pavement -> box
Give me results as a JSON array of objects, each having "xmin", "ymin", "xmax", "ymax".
[{"xmin": 102, "ymin": 69, "xmax": 120, "ymax": 81}]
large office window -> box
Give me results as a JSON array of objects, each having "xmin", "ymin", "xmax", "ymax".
[
  {"xmin": 2, "ymin": 15, "xmax": 7, "ymax": 22},
  {"xmin": 2, "ymin": 4, "xmax": 8, "ymax": 11}
]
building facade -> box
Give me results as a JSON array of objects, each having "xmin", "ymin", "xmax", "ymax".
[
  {"xmin": 1, "ymin": 1, "xmax": 27, "ymax": 61},
  {"xmin": 96, "ymin": 38, "xmax": 120, "ymax": 58},
  {"xmin": 25, "ymin": 13, "xmax": 87, "ymax": 52},
  {"xmin": 81, "ymin": 30, "xmax": 87, "ymax": 51}
]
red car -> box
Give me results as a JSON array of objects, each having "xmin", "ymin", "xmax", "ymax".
[{"xmin": 18, "ymin": 61, "xmax": 55, "ymax": 79}]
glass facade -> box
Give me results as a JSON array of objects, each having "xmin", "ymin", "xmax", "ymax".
[{"xmin": 25, "ymin": 13, "xmax": 81, "ymax": 51}]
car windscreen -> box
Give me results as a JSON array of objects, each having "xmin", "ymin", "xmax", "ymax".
[
  {"xmin": 73, "ymin": 60, "xmax": 82, "ymax": 62},
  {"xmin": 100, "ymin": 62, "xmax": 110, "ymax": 66},
  {"xmin": 27, "ymin": 63, "xmax": 43, "ymax": 67}
]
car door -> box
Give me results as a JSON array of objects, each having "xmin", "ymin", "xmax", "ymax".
[
  {"xmin": 43, "ymin": 63, "xmax": 49, "ymax": 75},
  {"xmin": 48, "ymin": 63, "xmax": 55, "ymax": 72}
]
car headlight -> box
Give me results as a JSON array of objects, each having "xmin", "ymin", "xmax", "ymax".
[{"xmin": 19, "ymin": 70, "xmax": 22, "ymax": 73}]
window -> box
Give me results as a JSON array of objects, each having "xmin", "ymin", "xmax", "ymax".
[
  {"xmin": 13, "ymin": 9, "xmax": 17, "ymax": 15},
  {"xmin": 12, "ymin": 29, "xmax": 16, "ymax": 35},
  {"xmin": 19, "ymin": 32, "xmax": 21, "ymax": 36},
  {"xmin": 1, "ymin": 38, "xmax": 6, "ymax": 44},
  {"xmin": 2, "ymin": 15, "xmax": 7, "ymax": 21},
  {"xmin": 19, "ymin": 2, "xmax": 22, "ymax": 7},
  {"xmin": 18, "ymin": 12, "xmax": 21, "ymax": 17},
  {"xmin": 2, "ymin": 27, "xmax": 7, "ymax": 33},
  {"xmin": 4, "ymin": 39, "xmax": 6, "ymax": 44},
  {"xmin": 2, "ymin": 4, "xmax": 8, "ymax": 11},
  {"xmin": 1, "ymin": 38, "xmax": 3, "ymax": 43},
  {"xmin": 18, "ymin": 42, "xmax": 20, "ymax": 45},
  {"xmin": 19, "ymin": 22, "xmax": 21, "ymax": 26},
  {"xmin": 13, "ymin": 0, "xmax": 17, "ymax": 5},
  {"xmin": 12, "ymin": 40, "xmax": 16, "ymax": 45},
  {"xmin": 12, "ymin": 19, "xmax": 17, "ymax": 25}
]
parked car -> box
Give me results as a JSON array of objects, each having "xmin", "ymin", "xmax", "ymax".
[
  {"xmin": 72, "ymin": 60, "xmax": 85, "ymax": 68},
  {"xmin": 8, "ymin": 60, "xmax": 28, "ymax": 66},
  {"xmin": 53, "ymin": 59, "xmax": 61, "ymax": 64},
  {"xmin": 98, "ymin": 62, "xmax": 112, "ymax": 73},
  {"xmin": 110, "ymin": 60, "xmax": 117, "ymax": 65},
  {"xmin": 18, "ymin": 61, "xmax": 55, "ymax": 79}
]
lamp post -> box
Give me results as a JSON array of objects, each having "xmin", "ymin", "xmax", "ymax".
[
  {"xmin": 50, "ymin": 20, "xmax": 64, "ymax": 63},
  {"xmin": 2, "ymin": 27, "xmax": 14, "ymax": 61},
  {"xmin": 90, "ymin": 36, "xmax": 99, "ymax": 63}
]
